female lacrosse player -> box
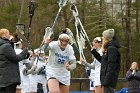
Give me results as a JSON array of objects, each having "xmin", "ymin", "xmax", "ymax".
[
  {"xmin": 80, "ymin": 37, "xmax": 103, "ymax": 93},
  {"xmin": 44, "ymin": 32, "xmax": 77, "ymax": 93},
  {"xmin": 15, "ymin": 41, "xmax": 31, "ymax": 93}
]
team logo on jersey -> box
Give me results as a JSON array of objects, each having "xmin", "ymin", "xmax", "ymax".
[{"xmin": 55, "ymin": 53, "xmax": 68, "ymax": 64}]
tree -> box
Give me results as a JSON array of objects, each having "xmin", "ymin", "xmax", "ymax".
[
  {"xmin": 125, "ymin": 0, "xmax": 132, "ymax": 70},
  {"xmin": 135, "ymin": 0, "xmax": 140, "ymax": 61}
]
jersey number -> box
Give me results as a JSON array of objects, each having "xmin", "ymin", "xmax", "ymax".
[{"xmin": 58, "ymin": 59, "xmax": 65, "ymax": 64}]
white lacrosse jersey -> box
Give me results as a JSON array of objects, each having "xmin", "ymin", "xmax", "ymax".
[
  {"xmin": 35, "ymin": 56, "xmax": 46, "ymax": 86},
  {"xmin": 90, "ymin": 49, "xmax": 102, "ymax": 86},
  {"xmin": 46, "ymin": 41, "xmax": 76, "ymax": 85},
  {"xmin": 15, "ymin": 48, "xmax": 30, "ymax": 92}
]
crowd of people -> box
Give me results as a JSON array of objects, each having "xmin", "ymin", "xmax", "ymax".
[
  {"xmin": 0, "ymin": 28, "xmax": 77, "ymax": 93},
  {"xmin": 0, "ymin": 28, "xmax": 139, "ymax": 93}
]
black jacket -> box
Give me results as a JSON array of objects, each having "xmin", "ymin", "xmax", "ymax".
[
  {"xmin": 0, "ymin": 38, "xmax": 28, "ymax": 87},
  {"xmin": 126, "ymin": 69, "xmax": 140, "ymax": 93},
  {"xmin": 91, "ymin": 38, "xmax": 121, "ymax": 88}
]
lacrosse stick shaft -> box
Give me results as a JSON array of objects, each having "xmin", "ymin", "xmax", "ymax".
[
  {"xmin": 50, "ymin": 7, "xmax": 62, "ymax": 33},
  {"xmin": 49, "ymin": 0, "xmax": 68, "ymax": 34},
  {"xmin": 26, "ymin": 0, "xmax": 36, "ymax": 49},
  {"xmin": 39, "ymin": 7, "xmax": 62, "ymax": 50},
  {"xmin": 75, "ymin": 21, "xmax": 87, "ymax": 62},
  {"xmin": 71, "ymin": 3, "xmax": 87, "ymax": 62},
  {"xmin": 50, "ymin": 0, "xmax": 68, "ymax": 33},
  {"xmin": 59, "ymin": 0, "xmax": 68, "ymax": 7},
  {"xmin": 39, "ymin": 0, "xmax": 68, "ymax": 50},
  {"xmin": 78, "ymin": 18, "xmax": 92, "ymax": 48}
]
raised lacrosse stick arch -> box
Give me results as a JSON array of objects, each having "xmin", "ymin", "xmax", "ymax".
[
  {"xmin": 39, "ymin": 0, "xmax": 68, "ymax": 50},
  {"xmin": 70, "ymin": 3, "xmax": 92, "ymax": 49}
]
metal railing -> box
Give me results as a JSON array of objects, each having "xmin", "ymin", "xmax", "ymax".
[{"xmin": 70, "ymin": 78, "xmax": 127, "ymax": 91}]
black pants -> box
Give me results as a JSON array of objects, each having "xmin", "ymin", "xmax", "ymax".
[
  {"xmin": 104, "ymin": 86, "xmax": 115, "ymax": 93},
  {"xmin": 0, "ymin": 83, "xmax": 17, "ymax": 93}
]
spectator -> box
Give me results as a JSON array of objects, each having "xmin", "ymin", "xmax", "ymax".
[
  {"xmin": 91, "ymin": 29, "xmax": 121, "ymax": 93},
  {"xmin": 0, "ymin": 29, "xmax": 29, "ymax": 93},
  {"xmin": 80, "ymin": 37, "xmax": 103, "ymax": 93},
  {"xmin": 126, "ymin": 62, "xmax": 140, "ymax": 93}
]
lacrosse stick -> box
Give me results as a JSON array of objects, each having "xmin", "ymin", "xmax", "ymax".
[
  {"xmin": 49, "ymin": 0, "xmax": 68, "ymax": 36},
  {"xmin": 68, "ymin": 0, "xmax": 76, "ymax": 4},
  {"xmin": 27, "ymin": 0, "xmax": 36, "ymax": 44},
  {"xmin": 75, "ymin": 22, "xmax": 91, "ymax": 76},
  {"xmin": 39, "ymin": 27, "xmax": 52, "ymax": 51},
  {"xmin": 70, "ymin": 3, "xmax": 89, "ymax": 65},
  {"xmin": 16, "ymin": 0, "xmax": 36, "ymax": 49},
  {"xmin": 76, "ymin": 23, "xmax": 87, "ymax": 63},
  {"xmin": 63, "ymin": 28, "xmax": 78, "ymax": 47},
  {"xmin": 35, "ymin": 27, "xmax": 52, "ymax": 65},
  {"xmin": 39, "ymin": 0, "xmax": 68, "ymax": 50},
  {"xmin": 16, "ymin": 0, "xmax": 30, "ymax": 47},
  {"xmin": 70, "ymin": 4, "xmax": 92, "ymax": 49},
  {"xmin": 78, "ymin": 42, "xmax": 91, "ymax": 73},
  {"xmin": 16, "ymin": 24, "xmax": 32, "ymax": 48}
]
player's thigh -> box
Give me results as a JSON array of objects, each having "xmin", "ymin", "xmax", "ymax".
[
  {"xmin": 48, "ymin": 79, "xmax": 60, "ymax": 93},
  {"xmin": 59, "ymin": 85, "xmax": 69, "ymax": 93},
  {"xmin": 95, "ymin": 85, "xmax": 102, "ymax": 93}
]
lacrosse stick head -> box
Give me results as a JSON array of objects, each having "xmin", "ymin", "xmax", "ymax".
[
  {"xmin": 70, "ymin": 4, "xmax": 79, "ymax": 17},
  {"xmin": 16, "ymin": 24, "xmax": 25, "ymax": 35},
  {"xmin": 68, "ymin": 0, "xmax": 76, "ymax": 4},
  {"xmin": 61, "ymin": 28, "xmax": 76, "ymax": 45},
  {"xmin": 44, "ymin": 27, "xmax": 52, "ymax": 39},
  {"xmin": 29, "ymin": 0, "xmax": 37, "ymax": 17},
  {"xmin": 34, "ymin": 48, "xmax": 45, "ymax": 55},
  {"xmin": 16, "ymin": 24, "xmax": 31, "ymax": 49},
  {"xmin": 58, "ymin": 0, "xmax": 68, "ymax": 7}
]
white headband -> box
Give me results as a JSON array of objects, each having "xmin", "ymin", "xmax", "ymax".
[
  {"xmin": 59, "ymin": 34, "xmax": 70, "ymax": 40},
  {"xmin": 94, "ymin": 37, "xmax": 101, "ymax": 42}
]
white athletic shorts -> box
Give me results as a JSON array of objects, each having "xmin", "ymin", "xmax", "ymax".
[
  {"xmin": 94, "ymin": 76, "xmax": 101, "ymax": 87},
  {"xmin": 22, "ymin": 77, "xmax": 30, "ymax": 93},
  {"xmin": 37, "ymin": 75, "xmax": 47, "ymax": 92},
  {"xmin": 29, "ymin": 74, "xmax": 37, "ymax": 92}
]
